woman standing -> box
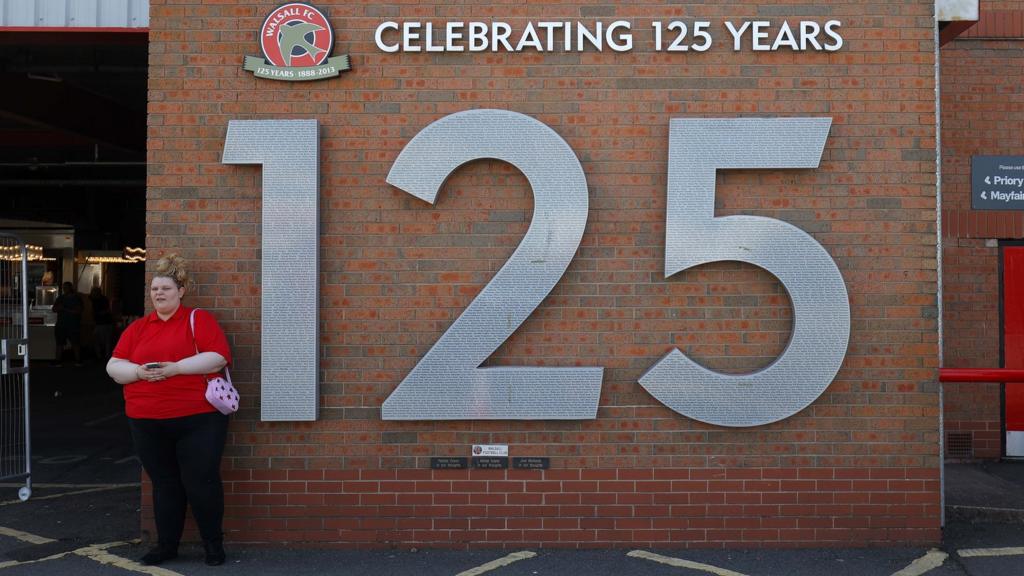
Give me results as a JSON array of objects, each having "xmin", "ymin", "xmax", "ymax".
[{"xmin": 106, "ymin": 254, "xmax": 231, "ymax": 566}]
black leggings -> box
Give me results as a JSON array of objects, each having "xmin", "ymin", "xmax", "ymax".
[{"xmin": 129, "ymin": 412, "xmax": 228, "ymax": 548}]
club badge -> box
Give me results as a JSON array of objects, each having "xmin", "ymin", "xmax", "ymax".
[{"xmin": 243, "ymin": 3, "xmax": 350, "ymax": 82}]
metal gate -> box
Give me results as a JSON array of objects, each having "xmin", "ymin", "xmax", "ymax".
[{"xmin": 0, "ymin": 233, "xmax": 31, "ymax": 500}]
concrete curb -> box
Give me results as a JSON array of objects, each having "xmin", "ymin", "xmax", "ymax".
[{"xmin": 946, "ymin": 504, "xmax": 1024, "ymax": 524}]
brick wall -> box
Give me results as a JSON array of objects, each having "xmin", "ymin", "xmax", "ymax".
[
  {"xmin": 147, "ymin": 1, "xmax": 941, "ymax": 547},
  {"xmin": 940, "ymin": 9, "xmax": 1024, "ymax": 460}
]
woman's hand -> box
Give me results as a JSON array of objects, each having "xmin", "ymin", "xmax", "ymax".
[
  {"xmin": 129, "ymin": 354, "xmax": 224, "ymax": 383},
  {"xmin": 138, "ymin": 362, "xmax": 181, "ymax": 382},
  {"xmin": 135, "ymin": 363, "xmax": 160, "ymax": 382}
]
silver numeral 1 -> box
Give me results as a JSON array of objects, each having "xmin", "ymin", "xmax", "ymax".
[
  {"xmin": 222, "ymin": 120, "xmax": 320, "ymax": 421},
  {"xmin": 639, "ymin": 118, "xmax": 850, "ymax": 427},
  {"xmin": 381, "ymin": 110, "xmax": 604, "ymax": 420}
]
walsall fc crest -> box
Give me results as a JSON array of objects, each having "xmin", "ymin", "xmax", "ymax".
[{"xmin": 243, "ymin": 3, "xmax": 351, "ymax": 81}]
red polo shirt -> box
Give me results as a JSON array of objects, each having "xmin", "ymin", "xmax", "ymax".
[{"xmin": 113, "ymin": 306, "xmax": 232, "ymax": 419}]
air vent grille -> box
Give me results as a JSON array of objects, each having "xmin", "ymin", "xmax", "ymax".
[{"xmin": 946, "ymin": 431, "xmax": 973, "ymax": 459}]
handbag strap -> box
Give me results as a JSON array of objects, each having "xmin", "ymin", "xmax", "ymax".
[{"xmin": 189, "ymin": 308, "xmax": 231, "ymax": 381}]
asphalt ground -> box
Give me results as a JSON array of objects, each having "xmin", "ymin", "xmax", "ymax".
[{"xmin": 1, "ymin": 362, "xmax": 1022, "ymax": 575}]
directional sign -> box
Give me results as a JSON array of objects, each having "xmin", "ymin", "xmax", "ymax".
[{"xmin": 972, "ymin": 156, "xmax": 1024, "ymax": 210}]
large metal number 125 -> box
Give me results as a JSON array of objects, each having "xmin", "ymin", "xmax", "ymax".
[
  {"xmin": 638, "ymin": 118, "xmax": 850, "ymax": 427},
  {"xmin": 381, "ymin": 110, "xmax": 604, "ymax": 420}
]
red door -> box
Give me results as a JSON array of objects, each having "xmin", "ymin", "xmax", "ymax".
[{"xmin": 1003, "ymin": 247, "xmax": 1024, "ymax": 457}]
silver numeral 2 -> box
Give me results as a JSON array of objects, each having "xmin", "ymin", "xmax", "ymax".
[{"xmin": 381, "ymin": 110, "xmax": 604, "ymax": 420}]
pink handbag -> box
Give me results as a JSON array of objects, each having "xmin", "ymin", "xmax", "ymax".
[{"xmin": 190, "ymin": 309, "xmax": 239, "ymax": 415}]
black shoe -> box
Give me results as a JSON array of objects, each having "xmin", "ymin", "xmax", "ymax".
[
  {"xmin": 139, "ymin": 546, "xmax": 177, "ymax": 566},
  {"xmin": 204, "ymin": 539, "xmax": 226, "ymax": 566}
]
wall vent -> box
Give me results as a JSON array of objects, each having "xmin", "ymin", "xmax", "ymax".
[{"xmin": 946, "ymin": 431, "xmax": 974, "ymax": 459}]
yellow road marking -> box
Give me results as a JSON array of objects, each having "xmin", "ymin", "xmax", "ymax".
[
  {"xmin": 0, "ymin": 550, "xmax": 70, "ymax": 570},
  {"xmin": 627, "ymin": 550, "xmax": 749, "ymax": 576},
  {"xmin": 75, "ymin": 541, "xmax": 185, "ymax": 576},
  {"xmin": 958, "ymin": 546, "xmax": 1024, "ymax": 558},
  {"xmin": 0, "ymin": 539, "xmax": 184, "ymax": 576},
  {"xmin": 0, "ymin": 484, "xmax": 138, "ymax": 506},
  {"xmin": 0, "ymin": 525, "xmax": 55, "ymax": 545},
  {"xmin": 891, "ymin": 549, "xmax": 948, "ymax": 576},
  {"xmin": 455, "ymin": 550, "xmax": 537, "ymax": 576}
]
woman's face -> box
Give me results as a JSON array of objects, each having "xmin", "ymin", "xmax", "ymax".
[{"xmin": 150, "ymin": 276, "xmax": 184, "ymax": 316}]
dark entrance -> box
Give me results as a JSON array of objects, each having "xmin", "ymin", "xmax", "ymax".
[{"xmin": 0, "ymin": 31, "xmax": 147, "ymax": 489}]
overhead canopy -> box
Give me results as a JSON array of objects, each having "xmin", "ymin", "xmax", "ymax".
[
  {"xmin": 937, "ymin": 0, "xmax": 980, "ymax": 45},
  {"xmin": 0, "ymin": 0, "xmax": 148, "ymax": 28}
]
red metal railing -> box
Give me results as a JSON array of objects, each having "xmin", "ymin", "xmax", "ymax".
[{"xmin": 939, "ymin": 368, "xmax": 1024, "ymax": 382}]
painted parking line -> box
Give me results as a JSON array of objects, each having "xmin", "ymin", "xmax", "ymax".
[
  {"xmin": 0, "ymin": 548, "xmax": 70, "ymax": 570},
  {"xmin": 627, "ymin": 550, "xmax": 749, "ymax": 576},
  {"xmin": 957, "ymin": 546, "xmax": 1024, "ymax": 558},
  {"xmin": 0, "ymin": 526, "xmax": 55, "ymax": 545},
  {"xmin": 75, "ymin": 541, "xmax": 185, "ymax": 576},
  {"xmin": 0, "ymin": 483, "xmax": 138, "ymax": 507},
  {"xmin": 0, "ymin": 539, "xmax": 182, "ymax": 576},
  {"xmin": 454, "ymin": 550, "xmax": 537, "ymax": 576},
  {"xmin": 890, "ymin": 549, "xmax": 948, "ymax": 576}
]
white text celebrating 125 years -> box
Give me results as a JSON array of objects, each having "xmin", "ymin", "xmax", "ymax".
[{"xmin": 375, "ymin": 20, "xmax": 844, "ymax": 53}]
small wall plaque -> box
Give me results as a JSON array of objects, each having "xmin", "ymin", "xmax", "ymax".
[
  {"xmin": 472, "ymin": 444, "xmax": 509, "ymax": 457},
  {"xmin": 430, "ymin": 457, "xmax": 468, "ymax": 469},
  {"xmin": 512, "ymin": 457, "xmax": 550, "ymax": 470},
  {"xmin": 472, "ymin": 457, "xmax": 509, "ymax": 469}
]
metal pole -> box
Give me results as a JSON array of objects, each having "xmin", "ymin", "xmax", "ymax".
[
  {"xmin": 19, "ymin": 241, "xmax": 30, "ymax": 501},
  {"xmin": 934, "ymin": 9, "xmax": 944, "ymax": 529}
]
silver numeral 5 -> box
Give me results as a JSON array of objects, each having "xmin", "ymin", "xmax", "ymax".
[{"xmin": 639, "ymin": 118, "xmax": 850, "ymax": 427}]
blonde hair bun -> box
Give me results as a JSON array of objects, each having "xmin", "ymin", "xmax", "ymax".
[{"xmin": 154, "ymin": 253, "xmax": 189, "ymax": 288}]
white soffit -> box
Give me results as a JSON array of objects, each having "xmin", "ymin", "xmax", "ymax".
[
  {"xmin": 937, "ymin": 0, "xmax": 979, "ymax": 22},
  {"xmin": 0, "ymin": 0, "xmax": 148, "ymax": 28}
]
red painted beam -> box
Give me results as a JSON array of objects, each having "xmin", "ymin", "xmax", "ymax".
[
  {"xmin": 0, "ymin": 29, "xmax": 147, "ymax": 46},
  {"xmin": 0, "ymin": 27, "xmax": 147, "ymax": 32},
  {"xmin": 939, "ymin": 368, "xmax": 1024, "ymax": 382}
]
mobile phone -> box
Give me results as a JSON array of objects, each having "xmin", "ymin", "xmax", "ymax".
[{"xmin": 144, "ymin": 362, "xmax": 162, "ymax": 369}]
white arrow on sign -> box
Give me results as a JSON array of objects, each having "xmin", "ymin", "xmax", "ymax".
[
  {"xmin": 982, "ymin": 191, "xmax": 988, "ymax": 200},
  {"xmin": 985, "ymin": 176, "xmax": 992, "ymax": 184}
]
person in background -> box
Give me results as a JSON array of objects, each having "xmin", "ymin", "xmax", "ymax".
[
  {"xmin": 78, "ymin": 285, "xmax": 94, "ymax": 358},
  {"xmin": 90, "ymin": 286, "xmax": 113, "ymax": 360},
  {"xmin": 105, "ymin": 254, "xmax": 231, "ymax": 567},
  {"xmin": 51, "ymin": 281, "xmax": 82, "ymax": 366}
]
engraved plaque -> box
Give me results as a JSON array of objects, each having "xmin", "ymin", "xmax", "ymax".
[
  {"xmin": 430, "ymin": 457, "xmax": 468, "ymax": 469},
  {"xmin": 472, "ymin": 457, "xmax": 509, "ymax": 469},
  {"xmin": 222, "ymin": 119, "xmax": 320, "ymax": 421},
  {"xmin": 512, "ymin": 457, "xmax": 550, "ymax": 470}
]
